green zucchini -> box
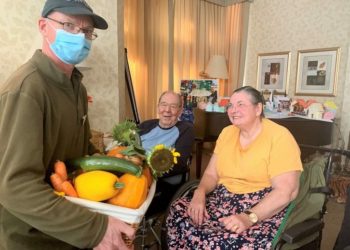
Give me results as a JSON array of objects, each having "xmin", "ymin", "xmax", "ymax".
[{"xmin": 67, "ymin": 156, "xmax": 142, "ymax": 177}]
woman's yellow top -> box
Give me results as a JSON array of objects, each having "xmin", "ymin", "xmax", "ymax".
[{"xmin": 215, "ymin": 118, "xmax": 303, "ymax": 194}]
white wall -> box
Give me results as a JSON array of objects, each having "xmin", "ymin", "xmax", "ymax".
[
  {"xmin": 0, "ymin": 0, "xmax": 124, "ymax": 133},
  {"xmin": 244, "ymin": 0, "xmax": 350, "ymax": 146}
]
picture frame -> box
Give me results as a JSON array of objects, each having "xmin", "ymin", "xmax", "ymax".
[
  {"xmin": 295, "ymin": 47, "xmax": 340, "ymax": 96},
  {"xmin": 179, "ymin": 79, "xmax": 219, "ymax": 122},
  {"xmin": 256, "ymin": 51, "xmax": 291, "ymax": 94}
]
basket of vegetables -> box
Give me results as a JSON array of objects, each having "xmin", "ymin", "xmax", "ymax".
[
  {"xmin": 50, "ymin": 121, "xmax": 179, "ymax": 246},
  {"xmin": 65, "ymin": 181, "xmax": 156, "ymax": 224}
]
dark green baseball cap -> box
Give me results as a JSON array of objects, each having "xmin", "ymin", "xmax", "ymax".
[{"xmin": 42, "ymin": 0, "xmax": 108, "ymax": 30}]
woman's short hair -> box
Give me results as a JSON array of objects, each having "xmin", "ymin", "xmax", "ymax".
[{"xmin": 233, "ymin": 86, "xmax": 265, "ymax": 117}]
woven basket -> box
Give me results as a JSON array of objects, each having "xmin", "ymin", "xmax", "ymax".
[
  {"xmin": 329, "ymin": 175, "xmax": 350, "ymax": 203},
  {"xmin": 122, "ymin": 223, "xmax": 139, "ymax": 247},
  {"xmin": 90, "ymin": 130, "xmax": 105, "ymax": 153}
]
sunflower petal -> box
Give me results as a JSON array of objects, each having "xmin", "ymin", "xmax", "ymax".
[
  {"xmin": 154, "ymin": 144, "xmax": 165, "ymax": 150},
  {"xmin": 172, "ymin": 152, "xmax": 180, "ymax": 157}
]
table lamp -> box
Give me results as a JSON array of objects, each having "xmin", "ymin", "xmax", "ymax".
[{"xmin": 205, "ymin": 55, "xmax": 228, "ymax": 96}]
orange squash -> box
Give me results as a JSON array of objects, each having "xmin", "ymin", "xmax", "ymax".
[
  {"xmin": 142, "ymin": 166, "xmax": 153, "ymax": 188},
  {"xmin": 107, "ymin": 146, "xmax": 127, "ymax": 158},
  {"xmin": 107, "ymin": 173, "xmax": 148, "ymax": 209}
]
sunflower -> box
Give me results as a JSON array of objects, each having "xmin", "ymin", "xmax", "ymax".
[{"xmin": 147, "ymin": 144, "xmax": 181, "ymax": 178}]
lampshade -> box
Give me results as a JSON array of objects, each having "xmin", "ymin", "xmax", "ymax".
[{"xmin": 205, "ymin": 55, "xmax": 228, "ymax": 79}]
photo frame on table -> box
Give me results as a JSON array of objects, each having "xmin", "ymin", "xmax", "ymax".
[
  {"xmin": 256, "ymin": 51, "xmax": 290, "ymax": 94},
  {"xmin": 179, "ymin": 79, "xmax": 219, "ymax": 122},
  {"xmin": 295, "ymin": 47, "xmax": 340, "ymax": 96}
]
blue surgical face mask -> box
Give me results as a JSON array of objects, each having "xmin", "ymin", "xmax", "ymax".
[{"xmin": 49, "ymin": 29, "xmax": 91, "ymax": 65}]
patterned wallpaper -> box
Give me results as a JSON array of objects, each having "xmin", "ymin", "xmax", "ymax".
[
  {"xmin": 244, "ymin": 0, "xmax": 350, "ymax": 146},
  {"xmin": 2, "ymin": 0, "xmax": 350, "ymax": 144},
  {"xmin": 0, "ymin": 0, "xmax": 124, "ymax": 134},
  {"xmin": 342, "ymin": 45, "xmax": 350, "ymax": 147}
]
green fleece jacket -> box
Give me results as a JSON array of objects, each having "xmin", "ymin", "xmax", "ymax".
[{"xmin": 0, "ymin": 50, "xmax": 107, "ymax": 249}]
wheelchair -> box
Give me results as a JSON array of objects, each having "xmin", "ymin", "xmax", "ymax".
[
  {"xmin": 134, "ymin": 162, "xmax": 191, "ymax": 249},
  {"xmin": 158, "ymin": 144, "xmax": 340, "ymax": 250}
]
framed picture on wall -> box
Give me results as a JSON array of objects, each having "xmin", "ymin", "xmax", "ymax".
[
  {"xmin": 295, "ymin": 47, "xmax": 340, "ymax": 96},
  {"xmin": 256, "ymin": 51, "xmax": 291, "ymax": 94}
]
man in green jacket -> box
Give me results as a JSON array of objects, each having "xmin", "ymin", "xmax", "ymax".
[{"xmin": 0, "ymin": 0, "xmax": 134, "ymax": 249}]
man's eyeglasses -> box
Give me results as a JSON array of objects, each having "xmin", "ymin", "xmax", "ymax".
[{"xmin": 46, "ymin": 17, "xmax": 98, "ymax": 40}]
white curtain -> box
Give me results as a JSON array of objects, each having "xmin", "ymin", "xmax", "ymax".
[
  {"xmin": 172, "ymin": 0, "xmax": 243, "ymax": 96},
  {"xmin": 124, "ymin": 0, "xmax": 169, "ymax": 121},
  {"xmin": 124, "ymin": 0, "xmax": 244, "ymax": 120}
]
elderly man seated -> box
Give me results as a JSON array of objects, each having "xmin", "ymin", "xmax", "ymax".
[{"xmin": 139, "ymin": 90, "xmax": 194, "ymax": 215}]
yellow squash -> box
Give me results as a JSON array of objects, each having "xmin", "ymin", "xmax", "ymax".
[
  {"xmin": 74, "ymin": 170, "xmax": 124, "ymax": 201},
  {"xmin": 108, "ymin": 173, "xmax": 148, "ymax": 209}
]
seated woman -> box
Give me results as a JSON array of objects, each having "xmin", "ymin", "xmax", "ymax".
[
  {"xmin": 165, "ymin": 86, "xmax": 303, "ymax": 249},
  {"xmin": 139, "ymin": 90, "xmax": 194, "ymax": 215}
]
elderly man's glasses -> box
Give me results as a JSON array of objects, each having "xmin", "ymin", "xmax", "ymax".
[
  {"xmin": 46, "ymin": 17, "xmax": 98, "ymax": 40},
  {"xmin": 158, "ymin": 102, "xmax": 180, "ymax": 111}
]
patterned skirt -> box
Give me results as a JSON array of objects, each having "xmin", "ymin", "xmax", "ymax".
[{"xmin": 166, "ymin": 184, "xmax": 287, "ymax": 250}]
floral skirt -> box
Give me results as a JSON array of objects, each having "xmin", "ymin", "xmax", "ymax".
[{"xmin": 166, "ymin": 185, "xmax": 287, "ymax": 250}]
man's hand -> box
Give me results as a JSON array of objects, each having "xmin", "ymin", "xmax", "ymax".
[{"xmin": 94, "ymin": 216, "xmax": 135, "ymax": 250}]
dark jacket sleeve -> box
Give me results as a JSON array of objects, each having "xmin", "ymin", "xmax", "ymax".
[{"xmin": 164, "ymin": 121, "xmax": 195, "ymax": 177}]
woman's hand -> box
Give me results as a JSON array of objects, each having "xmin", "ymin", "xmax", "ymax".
[
  {"xmin": 188, "ymin": 154, "xmax": 219, "ymax": 225},
  {"xmin": 187, "ymin": 188, "xmax": 209, "ymax": 225},
  {"xmin": 219, "ymin": 213, "xmax": 252, "ymax": 234}
]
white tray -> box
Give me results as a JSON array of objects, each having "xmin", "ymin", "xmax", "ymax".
[{"xmin": 65, "ymin": 181, "xmax": 156, "ymax": 224}]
